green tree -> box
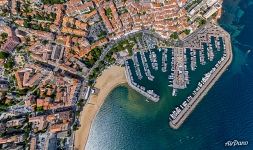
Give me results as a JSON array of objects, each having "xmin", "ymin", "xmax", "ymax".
[
  {"xmin": 170, "ymin": 32, "xmax": 179, "ymax": 39},
  {"xmin": 1, "ymin": 33, "xmax": 8, "ymax": 39},
  {"xmin": 36, "ymin": 106, "xmax": 44, "ymax": 112},
  {"xmin": 4, "ymin": 59, "xmax": 14, "ymax": 69},
  {"xmin": 198, "ymin": 18, "xmax": 206, "ymax": 27},
  {"xmin": 184, "ymin": 29, "xmax": 191, "ymax": 35},
  {"xmin": 0, "ymin": 51, "xmax": 9, "ymax": 59},
  {"xmin": 69, "ymin": 49, "xmax": 76, "ymax": 55},
  {"xmin": 23, "ymin": 20, "xmax": 31, "ymax": 28},
  {"xmin": 105, "ymin": 8, "xmax": 112, "ymax": 18}
]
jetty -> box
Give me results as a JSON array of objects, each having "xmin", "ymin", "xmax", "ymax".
[
  {"xmin": 149, "ymin": 51, "xmax": 158, "ymax": 70},
  {"xmin": 132, "ymin": 53, "xmax": 143, "ymax": 80},
  {"xmin": 140, "ymin": 51, "xmax": 155, "ymax": 81},
  {"xmin": 161, "ymin": 48, "xmax": 168, "ymax": 72},
  {"xmin": 172, "ymin": 47, "xmax": 187, "ymax": 90},
  {"xmin": 190, "ymin": 49, "xmax": 197, "ymax": 71}
]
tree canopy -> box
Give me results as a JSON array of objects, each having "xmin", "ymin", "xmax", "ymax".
[{"xmin": 0, "ymin": 51, "xmax": 9, "ymax": 59}]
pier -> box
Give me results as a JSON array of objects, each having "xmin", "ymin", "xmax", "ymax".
[
  {"xmin": 190, "ymin": 49, "xmax": 197, "ymax": 71},
  {"xmin": 132, "ymin": 53, "xmax": 143, "ymax": 80},
  {"xmin": 161, "ymin": 48, "xmax": 168, "ymax": 72},
  {"xmin": 140, "ymin": 51, "xmax": 155, "ymax": 81},
  {"xmin": 149, "ymin": 51, "xmax": 158, "ymax": 70},
  {"xmin": 172, "ymin": 47, "xmax": 187, "ymax": 90}
]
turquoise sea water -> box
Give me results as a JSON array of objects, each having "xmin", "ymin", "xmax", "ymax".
[{"xmin": 86, "ymin": 0, "xmax": 253, "ymax": 149}]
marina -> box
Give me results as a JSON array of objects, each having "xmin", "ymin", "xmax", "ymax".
[
  {"xmin": 169, "ymin": 23, "xmax": 233, "ymax": 129},
  {"xmin": 125, "ymin": 24, "xmax": 229, "ymax": 103},
  {"xmin": 124, "ymin": 23, "xmax": 232, "ymax": 128}
]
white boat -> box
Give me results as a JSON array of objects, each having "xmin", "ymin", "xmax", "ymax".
[{"xmin": 172, "ymin": 89, "xmax": 177, "ymax": 96}]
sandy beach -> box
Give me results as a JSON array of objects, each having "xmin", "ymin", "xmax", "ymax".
[{"xmin": 74, "ymin": 65, "xmax": 127, "ymax": 150}]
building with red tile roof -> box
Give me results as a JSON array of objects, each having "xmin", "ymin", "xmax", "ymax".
[{"xmin": 50, "ymin": 122, "xmax": 69, "ymax": 133}]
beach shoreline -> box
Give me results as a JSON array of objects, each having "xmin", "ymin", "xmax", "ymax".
[{"xmin": 74, "ymin": 65, "xmax": 127, "ymax": 150}]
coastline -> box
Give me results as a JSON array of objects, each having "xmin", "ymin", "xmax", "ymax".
[{"xmin": 74, "ymin": 65, "xmax": 127, "ymax": 150}]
